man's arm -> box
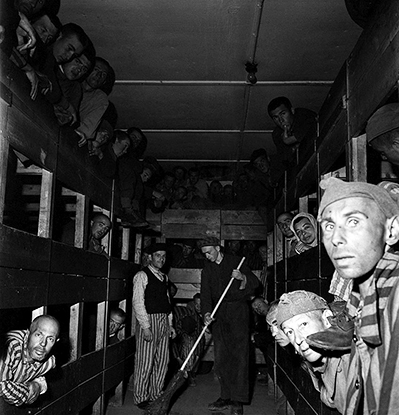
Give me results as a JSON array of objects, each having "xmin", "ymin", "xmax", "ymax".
[{"xmin": 0, "ymin": 340, "xmax": 33, "ymax": 406}]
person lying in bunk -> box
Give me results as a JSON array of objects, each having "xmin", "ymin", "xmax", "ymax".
[
  {"xmin": 108, "ymin": 308, "xmax": 126, "ymax": 345},
  {"xmin": 88, "ymin": 212, "xmax": 111, "ymax": 258},
  {"xmin": 290, "ymin": 212, "xmax": 317, "ymax": 254},
  {"xmin": 309, "ymin": 177, "xmax": 399, "ymax": 414},
  {"xmin": 170, "ymin": 239, "xmax": 202, "ymax": 268},
  {"xmin": 276, "ymin": 290, "xmax": 350, "ymax": 415},
  {"xmin": 172, "ymin": 293, "xmax": 205, "ymax": 387},
  {"xmin": 0, "ymin": 315, "xmax": 60, "ymax": 406}
]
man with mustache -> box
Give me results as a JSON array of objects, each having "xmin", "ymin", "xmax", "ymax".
[{"xmin": 0, "ymin": 315, "xmax": 60, "ymax": 406}]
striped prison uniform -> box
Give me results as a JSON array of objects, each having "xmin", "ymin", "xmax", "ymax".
[
  {"xmin": 132, "ymin": 265, "xmax": 173, "ymax": 404},
  {"xmin": 345, "ymin": 249, "xmax": 399, "ymax": 415},
  {"xmin": 0, "ymin": 330, "xmax": 56, "ymax": 406}
]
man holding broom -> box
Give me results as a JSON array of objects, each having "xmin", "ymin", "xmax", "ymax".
[{"xmin": 199, "ymin": 236, "xmax": 259, "ymax": 415}]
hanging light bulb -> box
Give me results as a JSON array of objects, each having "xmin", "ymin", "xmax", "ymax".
[{"xmin": 245, "ymin": 61, "xmax": 258, "ymax": 85}]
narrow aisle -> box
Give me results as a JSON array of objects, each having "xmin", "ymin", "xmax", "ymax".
[{"xmin": 106, "ymin": 370, "xmax": 278, "ymax": 415}]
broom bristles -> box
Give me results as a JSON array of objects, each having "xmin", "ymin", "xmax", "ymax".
[{"xmin": 146, "ymin": 370, "xmax": 187, "ymax": 415}]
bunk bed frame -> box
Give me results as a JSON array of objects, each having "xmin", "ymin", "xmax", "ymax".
[{"xmin": 1, "ymin": 1, "xmax": 399, "ymax": 414}]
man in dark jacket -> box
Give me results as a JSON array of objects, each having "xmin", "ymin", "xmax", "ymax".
[{"xmin": 199, "ymin": 236, "xmax": 259, "ymax": 415}]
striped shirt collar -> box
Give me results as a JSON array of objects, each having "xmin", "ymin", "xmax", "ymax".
[{"xmin": 347, "ymin": 249, "xmax": 399, "ymax": 346}]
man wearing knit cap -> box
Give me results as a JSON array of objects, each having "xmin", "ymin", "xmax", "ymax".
[
  {"xmin": 199, "ymin": 236, "xmax": 259, "ymax": 415},
  {"xmin": 132, "ymin": 243, "xmax": 176, "ymax": 410},
  {"xmin": 277, "ymin": 290, "xmax": 350, "ymax": 414},
  {"xmin": 366, "ymin": 103, "xmax": 399, "ymax": 166},
  {"xmin": 316, "ymin": 177, "xmax": 399, "ymax": 414}
]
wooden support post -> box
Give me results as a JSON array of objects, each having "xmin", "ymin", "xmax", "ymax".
[
  {"xmin": 0, "ymin": 133, "xmax": 9, "ymax": 224},
  {"xmin": 346, "ymin": 134, "xmax": 367, "ymax": 182},
  {"xmin": 32, "ymin": 306, "xmax": 46, "ymax": 320},
  {"xmin": 69, "ymin": 302, "xmax": 82, "ymax": 361},
  {"xmin": 96, "ymin": 301, "xmax": 106, "ymax": 351},
  {"xmin": 122, "ymin": 228, "xmax": 131, "ymax": 260},
  {"xmin": 134, "ymin": 233, "xmax": 142, "ymax": 264},
  {"xmin": 298, "ymin": 196, "xmax": 309, "ymax": 213},
  {"xmin": 75, "ymin": 193, "xmax": 89, "ymax": 248},
  {"xmin": 92, "ymin": 395, "xmax": 103, "ymax": 415},
  {"xmin": 38, "ymin": 169, "xmax": 54, "ymax": 238}
]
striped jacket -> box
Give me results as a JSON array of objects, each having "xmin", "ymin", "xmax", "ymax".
[
  {"xmin": 345, "ymin": 251, "xmax": 399, "ymax": 415},
  {"xmin": 0, "ymin": 330, "xmax": 56, "ymax": 406}
]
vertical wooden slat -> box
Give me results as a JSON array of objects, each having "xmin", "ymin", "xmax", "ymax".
[
  {"xmin": 38, "ymin": 169, "xmax": 54, "ymax": 238},
  {"xmin": 32, "ymin": 306, "xmax": 45, "ymax": 320},
  {"xmin": 69, "ymin": 302, "xmax": 82, "ymax": 361},
  {"xmin": 298, "ymin": 196, "xmax": 309, "ymax": 213},
  {"xmin": 347, "ymin": 134, "xmax": 368, "ymax": 182},
  {"xmin": 0, "ymin": 133, "xmax": 9, "ymax": 223},
  {"xmin": 75, "ymin": 193, "xmax": 89, "ymax": 248},
  {"xmin": 134, "ymin": 233, "xmax": 142, "ymax": 264},
  {"xmin": 96, "ymin": 301, "xmax": 106, "ymax": 351},
  {"xmin": 122, "ymin": 228, "xmax": 131, "ymax": 260}
]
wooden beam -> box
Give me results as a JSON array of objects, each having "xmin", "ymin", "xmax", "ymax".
[
  {"xmin": 0, "ymin": 130, "xmax": 9, "ymax": 223},
  {"xmin": 38, "ymin": 169, "xmax": 54, "ymax": 238},
  {"xmin": 69, "ymin": 302, "xmax": 83, "ymax": 361}
]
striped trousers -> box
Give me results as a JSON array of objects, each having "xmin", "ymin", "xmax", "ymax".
[{"xmin": 133, "ymin": 313, "xmax": 170, "ymax": 404}]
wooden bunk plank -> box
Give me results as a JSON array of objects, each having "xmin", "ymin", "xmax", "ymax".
[
  {"xmin": 109, "ymin": 257, "xmax": 137, "ymax": 279},
  {"xmin": 348, "ymin": 31, "xmax": 399, "ymax": 137},
  {"xmin": 104, "ymin": 361, "xmax": 125, "ymax": 391},
  {"xmin": 108, "ymin": 278, "xmax": 127, "ymax": 301},
  {"xmin": 162, "ymin": 209, "xmax": 220, "ymax": 239},
  {"xmin": 0, "ymin": 224, "xmax": 51, "ymax": 271},
  {"xmin": 221, "ymin": 224, "xmax": 267, "ymax": 241},
  {"xmin": 105, "ymin": 341, "xmax": 126, "ymax": 369},
  {"xmin": 347, "ymin": 0, "xmax": 399, "ymax": 136},
  {"xmin": 0, "ymin": 268, "xmax": 48, "ymax": 309},
  {"xmin": 168, "ymin": 268, "xmax": 201, "ymax": 283},
  {"xmin": 50, "ymin": 241, "xmax": 108, "ymax": 276},
  {"xmin": 221, "ymin": 210, "xmax": 265, "ymax": 225}
]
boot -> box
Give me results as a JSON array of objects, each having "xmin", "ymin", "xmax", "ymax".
[
  {"xmin": 306, "ymin": 304, "xmax": 354, "ymax": 351},
  {"xmin": 120, "ymin": 208, "xmax": 149, "ymax": 228}
]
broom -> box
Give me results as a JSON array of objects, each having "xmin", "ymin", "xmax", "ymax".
[{"xmin": 146, "ymin": 256, "xmax": 246, "ymax": 415}]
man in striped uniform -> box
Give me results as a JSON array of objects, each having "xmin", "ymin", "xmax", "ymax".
[
  {"xmin": 0, "ymin": 315, "xmax": 60, "ymax": 406},
  {"xmin": 318, "ymin": 177, "xmax": 399, "ymax": 414},
  {"xmin": 132, "ymin": 243, "xmax": 176, "ymax": 410}
]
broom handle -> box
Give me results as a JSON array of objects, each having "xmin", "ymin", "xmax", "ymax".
[{"xmin": 180, "ymin": 256, "xmax": 246, "ymax": 372}]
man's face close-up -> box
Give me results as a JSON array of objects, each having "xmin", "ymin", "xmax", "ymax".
[
  {"xmin": 27, "ymin": 318, "xmax": 58, "ymax": 362},
  {"xmin": 266, "ymin": 313, "xmax": 290, "ymax": 348},
  {"xmin": 270, "ymin": 104, "xmax": 294, "ymax": 131},
  {"xmin": 150, "ymin": 251, "xmax": 166, "ymax": 269},
  {"xmin": 91, "ymin": 217, "xmax": 111, "ymax": 240},
  {"xmin": 253, "ymin": 155, "xmax": 270, "ymax": 174},
  {"xmin": 320, "ymin": 197, "xmax": 387, "ymax": 280},
  {"xmin": 277, "ymin": 213, "xmax": 294, "ymax": 238},
  {"xmin": 62, "ymin": 55, "xmax": 91, "ymax": 81},
  {"xmin": 201, "ymin": 245, "xmax": 219, "ymax": 262},
  {"xmin": 282, "ymin": 312, "xmax": 326, "ymax": 363},
  {"xmin": 53, "ymin": 33, "xmax": 84, "ymax": 64}
]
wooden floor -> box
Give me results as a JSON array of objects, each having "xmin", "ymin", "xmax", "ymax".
[{"xmin": 106, "ymin": 369, "xmax": 278, "ymax": 415}]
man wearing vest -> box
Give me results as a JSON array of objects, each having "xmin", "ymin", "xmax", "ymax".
[{"xmin": 132, "ymin": 243, "xmax": 176, "ymax": 410}]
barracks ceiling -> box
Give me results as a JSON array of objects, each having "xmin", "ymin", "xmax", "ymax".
[{"xmin": 59, "ymin": 0, "xmax": 363, "ymax": 172}]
